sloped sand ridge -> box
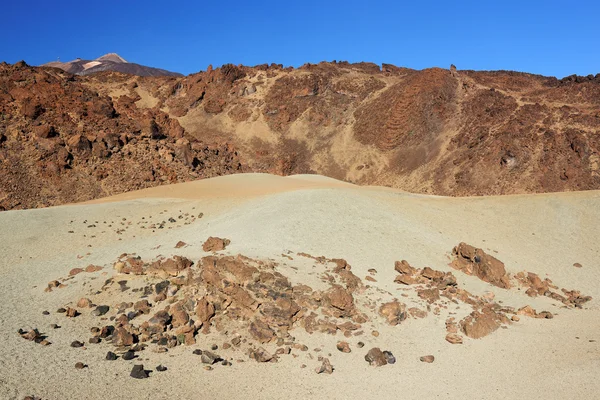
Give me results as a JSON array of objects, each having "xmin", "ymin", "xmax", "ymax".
[{"xmin": 0, "ymin": 174, "xmax": 599, "ymax": 399}]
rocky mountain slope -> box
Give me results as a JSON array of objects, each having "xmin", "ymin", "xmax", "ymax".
[
  {"xmin": 1, "ymin": 60, "xmax": 599, "ymax": 210},
  {"xmin": 42, "ymin": 53, "xmax": 183, "ymax": 77}
]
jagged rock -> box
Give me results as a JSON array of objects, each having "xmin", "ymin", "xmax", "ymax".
[
  {"xmin": 445, "ymin": 333, "xmax": 463, "ymax": 344},
  {"xmin": 202, "ymin": 237, "xmax": 231, "ymax": 252},
  {"xmin": 169, "ymin": 302, "xmax": 190, "ymax": 328},
  {"xmin": 113, "ymin": 327, "xmax": 134, "ymax": 346},
  {"xmin": 66, "ymin": 307, "xmax": 79, "ymax": 318},
  {"xmin": 451, "ymin": 243, "xmax": 511, "ymax": 288},
  {"xmin": 460, "ymin": 308, "xmax": 506, "ymax": 339},
  {"xmin": 200, "ymin": 351, "xmax": 220, "ymax": 364},
  {"xmin": 336, "ymin": 341, "xmax": 351, "ymax": 353},
  {"xmin": 249, "ymin": 347, "xmax": 274, "ymax": 362},
  {"xmin": 147, "ymin": 256, "xmax": 193, "ymax": 278},
  {"xmin": 315, "ymin": 358, "xmax": 333, "ymax": 374},
  {"xmin": 326, "ymin": 284, "xmax": 354, "ymax": 315},
  {"xmin": 195, "ymin": 297, "xmax": 215, "ymax": 326},
  {"xmin": 134, "ymin": 300, "xmax": 152, "ymax": 315},
  {"xmin": 418, "ymin": 288, "xmax": 440, "ymax": 303},
  {"xmin": 365, "ymin": 347, "xmax": 388, "ymax": 366},
  {"xmin": 248, "ymin": 318, "xmax": 275, "ymax": 343},
  {"xmin": 130, "ymin": 365, "xmax": 149, "ymax": 379},
  {"xmin": 379, "ymin": 300, "xmax": 407, "ymax": 325},
  {"xmin": 383, "ymin": 351, "xmax": 396, "ymax": 364}
]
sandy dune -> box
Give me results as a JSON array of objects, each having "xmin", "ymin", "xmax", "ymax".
[{"xmin": 0, "ymin": 173, "xmax": 598, "ymax": 399}]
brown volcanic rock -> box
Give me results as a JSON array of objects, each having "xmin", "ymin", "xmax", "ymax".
[
  {"xmin": 450, "ymin": 243, "xmax": 511, "ymax": 288},
  {"xmin": 364, "ymin": 347, "xmax": 388, "ymax": 367},
  {"xmin": 202, "ymin": 237, "xmax": 231, "ymax": 252},
  {"xmin": 460, "ymin": 307, "xmax": 507, "ymax": 339},
  {"xmin": 3, "ymin": 60, "xmax": 600, "ymax": 210},
  {"xmin": 379, "ymin": 300, "xmax": 407, "ymax": 326}
]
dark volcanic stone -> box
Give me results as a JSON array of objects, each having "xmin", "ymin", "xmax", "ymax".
[
  {"xmin": 92, "ymin": 305, "xmax": 110, "ymax": 316},
  {"xmin": 383, "ymin": 350, "xmax": 396, "ymax": 364},
  {"xmin": 130, "ymin": 364, "xmax": 149, "ymax": 379},
  {"xmin": 71, "ymin": 340, "xmax": 84, "ymax": 348},
  {"xmin": 89, "ymin": 337, "xmax": 101, "ymax": 344},
  {"xmin": 122, "ymin": 350, "xmax": 136, "ymax": 360},
  {"xmin": 106, "ymin": 351, "xmax": 118, "ymax": 360},
  {"xmin": 156, "ymin": 365, "xmax": 167, "ymax": 372}
]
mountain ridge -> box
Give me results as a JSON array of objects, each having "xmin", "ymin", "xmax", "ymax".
[
  {"xmin": 41, "ymin": 53, "xmax": 182, "ymax": 77},
  {"xmin": 0, "ymin": 59, "xmax": 599, "ymax": 210}
]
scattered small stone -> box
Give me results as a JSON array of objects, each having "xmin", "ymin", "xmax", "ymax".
[
  {"xmin": 200, "ymin": 351, "xmax": 220, "ymax": 365},
  {"xmin": 77, "ymin": 298, "xmax": 92, "ymax": 308},
  {"xmin": 50, "ymin": 324, "xmax": 59, "ymax": 329},
  {"xmin": 89, "ymin": 337, "xmax": 101, "ymax": 344},
  {"xmin": 92, "ymin": 305, "xmax": 110, "ymax": 316},
  {"xmin": 106, "ymin": 351, "xmax": 117, "ymax": 360},
  {"xmin": 357, "ymin": 341, "xmax": 365, "ymax": 348},
  {"xmin": 420, "ymin": 355, "xmax": 435, "ymax": 363},
  {"xmin": 65, "ymin": 307, "xmax": 79, "ymax": 318},
  {"xmin": 336, "ymin": 341, "xmax": 351, "ymax": 353},
  {"xmin": 75, "ymin": 362, "xmax": 86, "ymax": 369},
  {"xmin": 175, "ymin": 241, "xmax": 187, "ymax": 248},
  {"xmin": 156, "ymin": 365, "xmax": 167, "ymax": 372},
  {"xmin": 130, "ymin": 364, "xmax": 149, "ymax": 379},
  {"xmin": 383, "ymin": 351, "xmax": 396, "ymax": 364},
  {"xmin": 573, "ymin": 263, "xmax": 582, "ymax": 268},
  {"xmin": 122, "ymin": 350, "xmax": 136, "ymax": 360},
  {"xmin": 70, "ymin": 341, "xmax": 84, "ymax": 348},
  {"xmin": 371, "ymin": 330, "xmax": 379, "ymax": 337},
  {"xmin": 57, "ymin": 308, "xmax": 66, "ymax": 313},
  {"xmin": 445, "ymin": 333, "xmax": 463, "ymax": 344},
  {"xmin": 249, "ymin": 347, "xmax": 274, "ymax": 363},
  {"xmin": 365, "ymin": 347, "xmax": 388, "ymax": 367},
  {"xmin": 204, "ymin": 366, "xmax": 213, "ymax": 371},
  {"xmin": 42, "ymin": 311, "xmax": 49, "ymax": 315},
  {"xmin": 69, "ymin": 268, "xmax": 84, "ymax": 276},
  {"xmin": 193, "ymin": 349, "xmax": 203, "ymax": 355},
  {"xmin": 315, "ymin": 358, "xmax": 333, "ymax": 374},
  {"xmin": 211, "ymin": 344, "xmax": 218, "ymax": 350}
]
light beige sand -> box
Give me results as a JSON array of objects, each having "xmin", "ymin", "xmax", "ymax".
[{"xmin": 1, "ymin": 173, "xmax": 598, "ymax": 399}]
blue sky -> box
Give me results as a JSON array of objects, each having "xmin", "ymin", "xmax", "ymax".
[{"xmin": 1, "ymin": 0, "xmax": 598, "ymax": 77}]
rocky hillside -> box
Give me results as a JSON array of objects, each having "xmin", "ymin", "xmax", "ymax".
[{"xmin": 1, "ymin": 60, "xmax": 599, "ymax": 210}]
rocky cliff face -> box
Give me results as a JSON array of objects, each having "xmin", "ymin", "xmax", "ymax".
[{"xmin": 1, "ymin": 60, "xmax": 599, "ymax": 210}]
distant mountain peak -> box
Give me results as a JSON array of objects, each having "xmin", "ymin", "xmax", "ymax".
[
  {"xmin": 41, "ymin": 53, "xmax": 182, "ymax": 77},
  {"xmin": 96, "ymin": 53, "xmax": 128, "ymax": 63}
]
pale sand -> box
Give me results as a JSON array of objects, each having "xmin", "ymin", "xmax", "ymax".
[{"xmin": 0, "ymin": 173, "xmax": 598, "ymax": 399}]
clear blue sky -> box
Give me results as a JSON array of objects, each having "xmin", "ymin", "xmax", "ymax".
[{"xmin": 1, "ymin": 0, "xmax": 598, "ymax": 78}]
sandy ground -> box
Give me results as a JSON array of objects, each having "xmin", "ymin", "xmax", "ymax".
[{"xmin": 0, "ymin": 173, "xmax": 598, "ymax": 400}]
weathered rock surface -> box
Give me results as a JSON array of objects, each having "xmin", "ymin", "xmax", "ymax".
[{"xmin": 450, "ymin": 243, "xmax": 511, "ymax": 288}]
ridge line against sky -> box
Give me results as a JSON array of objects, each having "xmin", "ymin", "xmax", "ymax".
[{"xmin": 1, "ymin": 0, "xmax": 598, "ymax": 78}]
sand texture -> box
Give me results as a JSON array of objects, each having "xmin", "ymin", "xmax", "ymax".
[{"xmin": 1, "ymin": 173, "xmax": 598, "ymax": 399}]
